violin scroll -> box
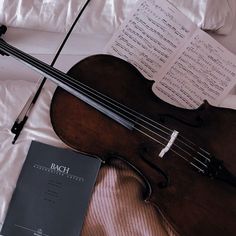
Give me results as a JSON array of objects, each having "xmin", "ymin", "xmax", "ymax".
[
  {"xmin": 0, "ymin": 25, "xmax": 7, "ymax": 36},
  {"xmin": 0, "ymin": 25, "xmax": 9, "ymax": 56}
]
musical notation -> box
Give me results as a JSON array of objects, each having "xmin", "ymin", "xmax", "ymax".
[
  {"xmin": 106, "ymin": 0, "xmax": 236, "ymax": 109},
  {"xmin": 155, "ymin": 30, "xmax": 236, "ymax": 108},
  {"xmin": 106, "ymin": 0, "xmax": 195, "ymax": 80}
]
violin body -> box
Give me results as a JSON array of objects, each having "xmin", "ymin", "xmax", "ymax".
[{"xmin": 50, "ymin": 55, "xmax": 236, "ymax": 236}]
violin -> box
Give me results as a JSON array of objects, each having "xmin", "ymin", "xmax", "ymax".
[{"xmin": 0, "ymin": 36, "xmax": 236, "ymax": 236}]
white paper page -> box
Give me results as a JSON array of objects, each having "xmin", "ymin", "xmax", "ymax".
[
  {"xmin": 153, "ymin": 29, "xmax": 236, "ymax": 108},
  {"xmin": 105, "ymin": 0, "xmax": 197, "ymax": 81}
]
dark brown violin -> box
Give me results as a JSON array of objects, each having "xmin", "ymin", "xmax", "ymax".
[{"xmin": 1, "ymin": 37, "xmax": 236, "ymax": 236}]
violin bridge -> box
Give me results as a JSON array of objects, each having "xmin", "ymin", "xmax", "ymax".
[{"xmin": 159, "ymin": 130, "xmax": 179, "ymax": 158}]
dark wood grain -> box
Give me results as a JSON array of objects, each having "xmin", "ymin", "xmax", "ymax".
[{"xmin": 50, "ymin": 54, "xmax": 236, "ymax": 236}]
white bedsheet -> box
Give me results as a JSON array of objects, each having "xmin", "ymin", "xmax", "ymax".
[
  {"xmin": 0, "ymin": 80, "xmax": 171, "ymax": 235},
  {"xmin": 0, "ymin": 1, "xmax": 236, "ymax": 235},
  {"xmin": 1, "ymin": 0, "xmax": 235, "ymax": 34}
]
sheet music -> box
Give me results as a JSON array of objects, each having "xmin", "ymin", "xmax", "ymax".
[
  {"xmin": 105, "ymin": 0, "xmax": 196, "ymax": 80},
  {"xmin": 105, "ymin": 0, "xmax": 236, "ymax": 109},
  {"xmin": 154, "ymin": 30, "xmax": 236, "ymax": 108}
]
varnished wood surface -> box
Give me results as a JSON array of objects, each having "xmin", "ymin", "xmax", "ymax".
[{"xmin": 50, "ymin": 55, "xmax": 236, "ymax": 236}]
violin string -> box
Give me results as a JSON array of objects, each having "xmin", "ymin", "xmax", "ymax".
[
  {"xmin": 0, "ymin": 40, "xmax": 208, "ymax": 153},
  {"xmin": 134, "ymin": 126, "xmax": 206, "ymax": 173},
  {"xmin": 55, "ymin": 73, "xmax": 211, "ymax": 171},
  {"xmin": 0, "ymin": 40, "xmax": 171, "ymax": 135},
  {"xmin": 0, "ymin": 40, "xmax": 211, "ymax": 170},
  {"xmin": 0, "ymin": 41, "xmax": 178, "ymax": 136},
  {"xmin": 67, "ymin": 74, "xmax": 212, "ymax": 163},
  {"xmin": 0, "ymin": 41, "xmax": 211, "ymax": 171},
  {"xmin": 0, "ymin": 41, "xmax": 173, "ymax": 137}
]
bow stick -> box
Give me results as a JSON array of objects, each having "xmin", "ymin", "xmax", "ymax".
[{"xmin": 5, "ymin": 0, "xmax": 92, "ymax": 144}]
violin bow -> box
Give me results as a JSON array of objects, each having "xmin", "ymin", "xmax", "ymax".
[{"xmin": 3, "ymin": 0, "xmax": 92, "ymax": 144}]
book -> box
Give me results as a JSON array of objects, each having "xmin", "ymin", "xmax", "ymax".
[
  {"xmin": 1, "ymin": 141, "xmax": 101, "ymax": 236},
  {"xmin": 105, "ymin": 0, "xmax": 236, "ymax": 109}
]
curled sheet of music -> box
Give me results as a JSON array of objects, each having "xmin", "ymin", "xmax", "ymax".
[{"xmin": 105, "ymin": 0, "xmax": 236, "ymax": 109}]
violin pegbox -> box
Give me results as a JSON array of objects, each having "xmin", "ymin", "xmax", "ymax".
[
  {"xmin": 0, "ymin": 25, "xmax": 9, "ymax": 56},
  {"xmin": 0, "ymin": 25, "xmax": 7, "ymax": 36}
]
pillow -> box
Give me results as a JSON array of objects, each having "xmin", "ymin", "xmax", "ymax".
[
  {"xmin": 169, "ymin": 0, "xmax": 236, "ymax": 34},
  {"xmin": 0, "ymin": 0, "xmax": 235, "ymax": 34}
]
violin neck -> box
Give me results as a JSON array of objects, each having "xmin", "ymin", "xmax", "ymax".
[
  {"xmin": 0, "ymin": 39, "xmax": 74, "ymax": 90},
  {"xmin": 0, "ymin": 39, "xmax": 134, "ymax": 130}
]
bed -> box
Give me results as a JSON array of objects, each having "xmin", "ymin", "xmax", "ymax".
[{"xmin": 0, "ymin": 0, "xmax": 236, "ymax": 235}]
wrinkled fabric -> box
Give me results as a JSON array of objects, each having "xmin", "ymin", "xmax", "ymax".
[
  {"xmin": 0, "ymin": 0, "xmax": 235, "ymax": 34},
  {"xmin": 168, "ymin": 0, "xmax": 236, "ymax": 34},
  {"xmin": 0, "ymin": 80, "xmax": 235, "ymax": 235},
  {"xmin": 0, "ymin": 0, "xmax": 86, "ymax": 33},
  {"xmin": 0, "ymin": 1, "xmax": 236, "ymax": 235},
  {"xmin": 0, "ymin": 80, "xmax": 171, "ymax": 235},
  {"xmin": 0, "ymin": 0, "xmax": 138, "ymax": 34}
]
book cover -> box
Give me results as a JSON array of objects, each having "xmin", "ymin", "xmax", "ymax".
[{"xmin": 1, "ymin": 141, "xmax": 101, "ymax": 236}]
